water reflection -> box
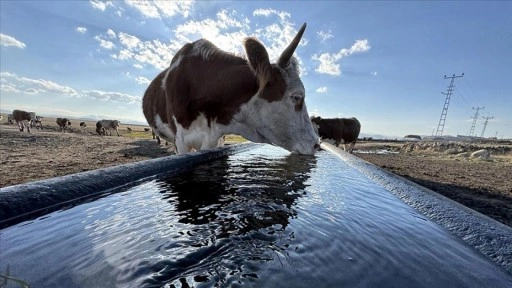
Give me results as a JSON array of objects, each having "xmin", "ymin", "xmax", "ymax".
[{"xmin": 144, "ymin": 153, "xmax": 316, "ymax": 286}]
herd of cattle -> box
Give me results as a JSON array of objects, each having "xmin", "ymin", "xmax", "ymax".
[
  {"xmin": 6, "ymin": 109, "xmax": 122, "ymax": 137},
  {"xmin": 5, "ymin": 23, "xmax": 362, "ymax": 154}
]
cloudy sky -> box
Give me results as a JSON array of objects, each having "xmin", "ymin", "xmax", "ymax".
[{"xmin": 1, "ymin": 1, "xmax": 511, "ymax": 138}]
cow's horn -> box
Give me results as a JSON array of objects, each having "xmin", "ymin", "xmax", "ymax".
[{"xmin": 278, "ymin": 22, "xmax": 307, "ymax": 68}]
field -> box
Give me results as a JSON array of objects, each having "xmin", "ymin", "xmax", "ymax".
[{"xmin": 1, "ymin": 113, "xmax": 511, "ymax": 227}]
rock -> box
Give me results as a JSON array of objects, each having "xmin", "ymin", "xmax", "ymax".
[
  {"xmin": 470, "ymin": 149, "xmax": 491, "ymax": 160},
  {"xmin": 445, "ymin": 148, "xmax": 461, "ymax": 155},
  {"xmin": 456, "ymin": 152, "xmax": 469, "ymax": 158}
]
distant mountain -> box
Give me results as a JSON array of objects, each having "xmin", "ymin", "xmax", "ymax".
[{"xmin": 359, "ymin": 132, "xmax": 403, "ymax": 140}]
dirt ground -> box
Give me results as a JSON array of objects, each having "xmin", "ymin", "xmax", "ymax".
[{"xmin": 1, "ymin": 122, "xmax": 511, "ymax": 227}]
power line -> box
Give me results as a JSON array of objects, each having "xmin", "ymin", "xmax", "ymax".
[
  {"xmin": 480, "ymin": 116, "xmax": 494, "ymax": 138},
  {"xmin": 435, "ymin": 73, "xmax": 464, "ymax": 137}
]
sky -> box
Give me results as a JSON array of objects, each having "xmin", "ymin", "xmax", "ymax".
[{"xmin": 1, "ymin": 1, "xmax": 511, "ymax": 139}]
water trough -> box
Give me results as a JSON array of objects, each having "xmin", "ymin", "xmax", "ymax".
[{"xmin": 1, "ymin": 142, "xmax": 511, "ymax": 287}]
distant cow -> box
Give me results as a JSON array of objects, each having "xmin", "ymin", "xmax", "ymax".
[
  {"xmin": 96, "ymin": 120, "xmax": 120, "ymax": 136},
  {"xmin": 310, "ymin": 116, "xmax": 361, "ymax": 153},
  {"xmin": 12, "ymin": 109, "xmax": 32, "ymax": 133},
  {"xmin": 127, "ymin": 127, "xmax": 133, "ymax": 133},
  {"xmin": 142, "ymin": 23, "xmax": 319, "ymax": 155},
  {"xmin": 144, "ymin": 128, "xmax": 150, "ymax": 132},
  {"xmin": 7, "ymin": 114, "xmax": 14, "ymax": 124},
  {"xmin": 56, "ymin": 118, "xmax": 71, "ymax": 132},
  {"xmin": 31, "ymin": 115, "xmax": 43, "ymax": 129},
  {"xmin": 95, "ymin": 121, "xmax": 106, "ymax": 135},
  {"xmin": 80, "ymin": 122, "xmax": 87, "ymax": 133}
]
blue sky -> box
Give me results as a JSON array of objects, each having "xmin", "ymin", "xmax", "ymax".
[{"xmin": 1, "ymin": 1, "xmax": 511, "ymax": 139}]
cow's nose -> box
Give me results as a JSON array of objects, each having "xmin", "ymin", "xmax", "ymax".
[{"xmin": 313, "ymin": 143, "xmax": 320, "ymax": 151}]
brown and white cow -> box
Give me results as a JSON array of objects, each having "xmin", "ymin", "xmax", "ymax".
[
  {"xmin": 12, "ymin": 109, "xmax": 32, "ymax": 133},
  {"xmin": 79, "ymin": 121, "xmax": 87, "ymax": 134},
  {"xmin": 56, "ymin": 118, "xmax": 71, "ymax": 132},
  {"xmin": 310, "ymin": 116, "xmax": 361, "ymax": 153},
  {"xmin": 96, "ymin": 120, "xmax": 120, "ymax": 136},
  {"xmin": 142, "ymin": 23, "xmax": 319, "ymax": 155}
]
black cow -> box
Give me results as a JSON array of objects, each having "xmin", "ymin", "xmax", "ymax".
[{"xmin": 310, "ymin": 116, "xmax": 361, "ymax": 153}]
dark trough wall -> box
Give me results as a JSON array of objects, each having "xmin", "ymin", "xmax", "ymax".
[
  {"xmin": 321, "ymin": 143, "xmax": 512, "ymax": 274},
  {"xmin": 0, "ymin": 143, "xmax": 260, "ymax": 229}
]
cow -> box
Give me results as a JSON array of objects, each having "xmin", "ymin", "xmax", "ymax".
[
  {"xmin": 95, "ymin": 121, "xmax": 106, "ymax": 135},
  {"xmin": 142, "ymin": 23, "xmax": 319, "ymax": 155},
  {"xmin": 310, "ymin": 116, "xmax": 361, "ymax": 153},
  {"xmin": 7, "ymin": 114, "xmax": 14, "ymax": 124},
  {"xmin": 96, "ymin": 120, "xmax": 120, "ymax": 136},
  {"xmin": 79, "ymin": 122, "xmax": 87, "ymax": 134},
  {"xmin": 30, "ymin": 115, "xmax": 43, "ymax": 129},
  {"xmin": 144, "ymin": 128, "xmax": 151, "ymax": 132},
  {"xmin": 12, "ymin": 109, "xmax": 32, "ymax": 132},
  {"xmin": 56, "ymin": 118, "xmax": 71, "ymax": 132},
  {"xmin": 151, "ymin": 128, "xmax": 169, "ymax": 146},
  {"xmin": 127, "ymin": 127, "xmax": 133, "ymax": 133}
]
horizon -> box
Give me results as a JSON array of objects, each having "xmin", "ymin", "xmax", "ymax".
[{"xmin": 1, "ymin": 1, "xmax": 511, "ymax": 139}]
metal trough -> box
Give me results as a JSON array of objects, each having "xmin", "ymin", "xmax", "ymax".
[{"xmin": 0, "ymin": 142, "xmax": 510, "ymax": 287}]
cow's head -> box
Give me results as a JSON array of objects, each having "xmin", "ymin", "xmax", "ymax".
[
  {"xmin": 310, "ymin": 116, "xmax": 322, "ymax": 134},
  {"xmin": 242, "ymin": 23, "xmax": 319, "ymax": 155}
]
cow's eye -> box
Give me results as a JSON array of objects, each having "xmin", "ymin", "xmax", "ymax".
[{"xmin": 291, "ymin": 94, "xmax": 302, "ymax": 103}]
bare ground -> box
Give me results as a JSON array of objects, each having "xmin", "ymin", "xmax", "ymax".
[{"xmin": 1, "ymin": 123, "xmax": 511, "ymax": 227}]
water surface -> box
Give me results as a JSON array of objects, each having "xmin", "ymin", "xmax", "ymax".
[{"xmin": 1, "ymin": 146, "xmax": 510, "ymax": 287}]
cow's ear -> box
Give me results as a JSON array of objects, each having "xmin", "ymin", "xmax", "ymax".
[{"xmin": 244, "ymin": 37, "xmax": 272, "ymax": 95}]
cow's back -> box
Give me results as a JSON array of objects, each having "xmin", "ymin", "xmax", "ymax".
[
  {"xmin": 340, "ymin": 118, "xmax": 361, "ymax": 143},
  {"xmin": 13, "ymin": 110, "xmax": 31, "ymax": 122}
]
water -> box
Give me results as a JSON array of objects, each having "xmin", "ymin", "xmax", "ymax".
[{"xmin": 0, "ymin": 146, "xmax": 510, "ymax": 287}]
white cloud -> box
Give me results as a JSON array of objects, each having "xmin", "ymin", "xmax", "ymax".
[
  {"xmin": 82, "ymin": 90, "xmax": 141, "ymax": 103},
  {"xmin": 0, "ymin": 34, "xmax": 26, "ymax": 49},
  {"xmin": 106, "ymin": 29, "xmax": 116, "ymax": 38},
  {"xmin": 135, "ymin": 76, "xmax": 150, "ymax": 85},
  {"xmin": 94, "ymin": 36, "xmax": 115, "ymax": 49},
  {"xmin": 90, "ymin": 0, "xmax": 114, "ymax": 12},
  {"xmin": 119, "ymin": 32, "xmax": 140, "ymax": 49},
  {"xmin": 98, "ymin": 7, "xmax": 308, "ymax": 74},
  {"xmin": 312, "ymin": 39, "xmax": 371, "ymax": 75},
  {"xmin": 253, "ymin": 8, "xmax": 290, "ymax": 22},
  {"xmin": 316, "ymin": 87, "xmax": 328, "ymax": 93},
  {"xmin": 317, "ymin": 30, "xmax": 333, "ymax": 42},
  {"xmin": 133, "ymin": 63, "xmax": 143, "ymax": 69},
  {"xmin": 125, "ymin": 0, "xmax": 193, "ymax": 19},
  {"xmin": 371, "ymin": 71, "xmax": 378, "ymax": 76},
  {"xmin": 76, "ymin": 27, "xmax": 87, "ymax": 34},
  {"xmin": 25, "ymin": 88, "xmax": 39, "ymax": 95},
  {"xmin": 1, "ymin": 84, "xmax": 21, "ymax": 93},
  {"xmin": 0, "ymin": 72, "xmax": 78, "ymax": 96}
]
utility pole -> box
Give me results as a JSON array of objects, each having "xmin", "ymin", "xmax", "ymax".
[
  {"xmin": 468, "ymin": 106, "xmax": 484, "ymax": 136},
  {"xmin": 480, "ymin": 116, "xmax": 494, "ymax": 138},
  {"xmin": 435, "ymin": 73, "xmax": 464, "ymax": 137}
]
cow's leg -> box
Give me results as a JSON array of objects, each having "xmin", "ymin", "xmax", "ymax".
[
  {"xmin": 347, "ymin": 142, "xmax": 356, "ymax": 153},
  {"xmin": 27, "ymin": 123, "xmax": 31, "ymax": 133},
  {"xmin": 116, "ymin": 128, "xmax": 119, "ymax": 137}
]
